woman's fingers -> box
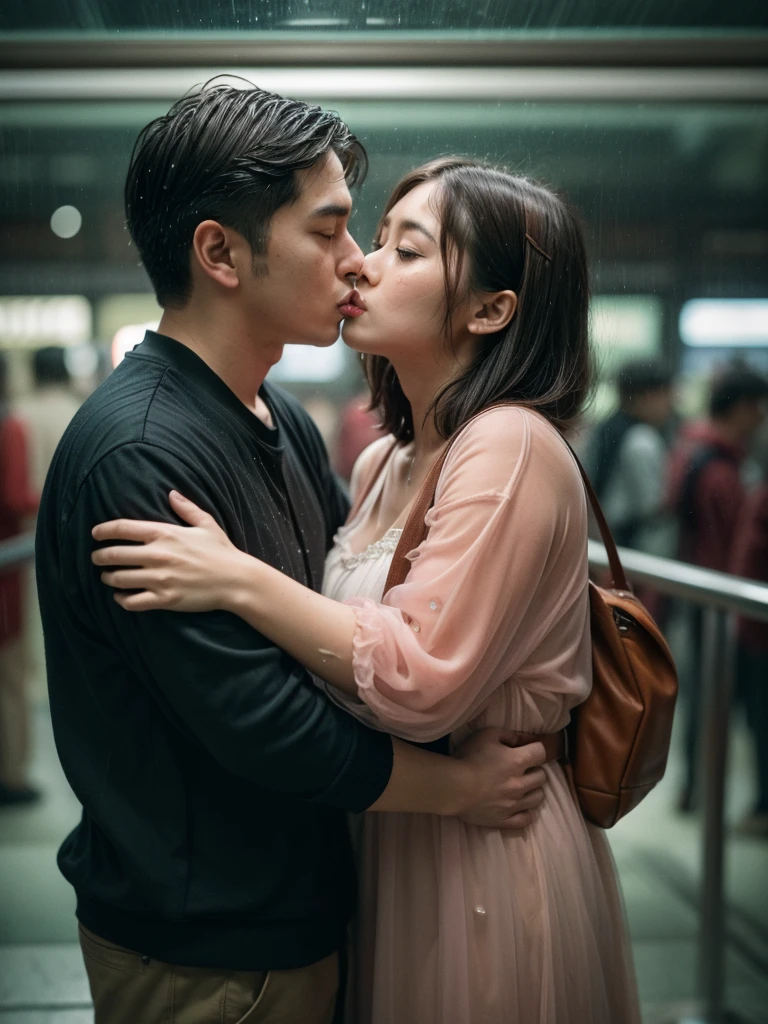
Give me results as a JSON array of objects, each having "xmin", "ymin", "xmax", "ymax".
[
  {"xmin": 113, "ymin": 590, "xmax": 166, "ymax": 612},
  {"xmin": 92, "ymin": 519, "xmax": 163, "ymax": 543},
  {"xmin": 92, "ymin": 545, "xmax": 156, "ymax": 567},
  {"xmin": 169, "ymin": 491, "xmax": 217, "ymax": 529},
  {"xmin": 101, "ymin": 569, "xmax": 159, "ymax": 590}
]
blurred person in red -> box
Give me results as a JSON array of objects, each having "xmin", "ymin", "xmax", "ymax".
[
  {"xmin": 668, "ymin": 366, "xmax": 768, "ymax": 812},
  {"xmin": 334, "ymin": 390, "xmax": 383, "ymax": 481},
  {"xmin": 0, "ymin": 352, "xmax": 40, "ymax": 806},
  {"xmin": 730, "ymin": 469, "xmax": 768, "ymax": 836},
  {"xmin": 16, "ymin": 347, "xmax": 81, "ymax": 706}
]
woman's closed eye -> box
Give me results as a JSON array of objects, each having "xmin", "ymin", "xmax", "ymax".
[{"xmin": 396, "ymin": 247, "xmax": 422, "ymax": 262}]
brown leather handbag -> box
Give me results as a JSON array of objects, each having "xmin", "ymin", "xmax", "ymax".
[
  {"xmin": 565, "ymin": 455, "xmax": 679, "ymax": 827},
  {"xmin": 361, "ymin": 410, "xmax": 678, "ymax": 829}
]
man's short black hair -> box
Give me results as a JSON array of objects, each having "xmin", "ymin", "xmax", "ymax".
[
  {"xmin": 709, "ymin": 366, "xmax": 768, "ymax": 418},
  {"xmin": 32, "ymin": 346, "xmax": 70, "ymax": 386},
  {"xmin": 616, "ymin": 359, "xmax": 672, "ymax": 405},
  {"xmin": 125, "ymin": 79, "xmax": 367, "ymax": 308}
]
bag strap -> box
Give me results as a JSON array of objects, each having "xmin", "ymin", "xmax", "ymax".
[
  {"xmin": 565, "ymin": 441, "xmax": 630, "ymax": 593},
  {"xmin": 383, "ymin": 408, "xmax": 631, "ymax": 596}
]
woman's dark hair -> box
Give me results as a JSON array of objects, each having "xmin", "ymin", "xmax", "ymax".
[
  {"xmin": 364, "ymin": 157, "xmax": 593, "ymax": 440},
  {"xmin": 125, "ymin": 79, "xmax": 367, "ymax": 308}
]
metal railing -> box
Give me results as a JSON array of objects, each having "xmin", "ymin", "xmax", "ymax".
[
  {"xmin": 4, "ymin": 531, "xmax": 767, "ymax": 1021},
  {"xmin": 0, "ymin": 532, "xmax": 35, "ymax": 571},
  {"xmin": 589, "ymin": 539, "xmax": 768, "ymax": 1024}
]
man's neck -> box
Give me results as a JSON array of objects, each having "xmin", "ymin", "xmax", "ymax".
[{"xmin": 157, "ymin": 306, "xmax": 283, "ymax": 418}]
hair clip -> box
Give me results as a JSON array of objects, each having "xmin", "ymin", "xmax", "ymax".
[{"xmin": 525, "ymin": 233, "xmax": 552, "ymax": 263}]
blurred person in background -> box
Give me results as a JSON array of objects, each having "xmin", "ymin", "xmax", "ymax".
[
  {"xmin": 585, "ymin": 359, "xmax": 674, "ymax": 555},
  {"xmin": 0, "ymin": 351, "xmax": 40, "ymax": 806},
  {"xmin": 730, "ymin": 459, "xmax": 768, "ymax": 837},
  {"xmin": 668, "ymin": 366, "xmax": 768, "ymax": 812},
  {"xmin": 17, "ymin": 346, "xmax": 81, "ymax": 495},
  {"xmin": 334, "ymin": 390, "xmax": 383, "ymax": 481},
  {"xmin": 16, "ymin": 347, "xmax": 81, "ymax": 698}
]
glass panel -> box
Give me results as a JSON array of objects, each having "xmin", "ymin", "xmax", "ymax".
[{"xmin": 2, "ymin": 0, "xmax": 767, "ymax": 34}]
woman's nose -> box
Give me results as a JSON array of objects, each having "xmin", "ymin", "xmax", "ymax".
[{"xmin": 358, "ymin": 250, "xmax": 380, "ymax": 286}]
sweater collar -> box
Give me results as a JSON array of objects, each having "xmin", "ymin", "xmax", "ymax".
[{"xmin": 128, "ymin": 331, "xmax": 282, "ymax": 452}]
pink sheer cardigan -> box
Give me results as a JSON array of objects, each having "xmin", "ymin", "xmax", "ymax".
[{"xmin": 340, "ymin": 406, "xmax": 592, "ymax": 742}]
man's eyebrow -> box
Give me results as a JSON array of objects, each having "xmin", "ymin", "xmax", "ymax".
[
  {"xmin": 308, "ymin": 203, "xmax": 351, "ymax": 219},
  {"xmin": 381, "ymin": 215, "xmax": 437, "ymax": 245}
]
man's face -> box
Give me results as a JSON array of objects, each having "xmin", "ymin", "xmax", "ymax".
[{"xmin": 241, "ymin": 151, "xmax": 364, "ymax": 348}]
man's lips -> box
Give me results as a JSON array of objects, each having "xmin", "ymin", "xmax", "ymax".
[{"xmin": 338, "ymin": 289, "xmax": 367, "ymax": 319}]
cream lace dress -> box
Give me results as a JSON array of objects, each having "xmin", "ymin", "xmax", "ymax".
[{"xmin": 321, "ymin": 406, "xmax": 640, "ymax": 1024}]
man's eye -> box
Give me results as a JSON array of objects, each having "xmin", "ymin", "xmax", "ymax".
[
  {"xmin": 318, "ymin": 232, "xmax": 334, "ymax": 240},
  {"xmin": 396, "ymin": 248, "xmax": 420, "ymax": 261}
]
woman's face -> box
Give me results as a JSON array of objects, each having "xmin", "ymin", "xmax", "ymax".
[{"xmin": 341, "ymin": 179, "xmax": 465, "ymax": 366}]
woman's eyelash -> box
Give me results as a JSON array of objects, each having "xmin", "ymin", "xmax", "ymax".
[{"xmin": 368, "ymin": 240, "xmax": 421, "ymax": 261}]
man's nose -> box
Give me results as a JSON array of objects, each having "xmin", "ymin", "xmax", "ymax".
[{"xmin": 340, "ymin": 233, "xmax": 365, "ymax": 279}]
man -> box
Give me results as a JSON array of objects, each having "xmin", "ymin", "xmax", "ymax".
[
  {"xmin": 0, "ymin": 352, "xmax": 39, "ymax": 806},
  {"xmin": 18, "ymin": 346, "xmax": 81, "ymax": 495},
  {"xmin": 667, "ymin": 365, "xmax": 768, "ymax": 812},
  {"xmin": 36, "ymin": 82, "xmax": 547, "ymax": 1024},
  {"xmin": 16, "ymin": 346, "xmax": 81, "ymax": 738},
  {"xmin": 585, "ymin": 359, "xmax": 674, "ymax": 554}
]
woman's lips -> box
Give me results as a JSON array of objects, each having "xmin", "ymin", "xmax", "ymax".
[{"xmin": 338, "ymin": 289, "xmax": 367, "ymax": 319}]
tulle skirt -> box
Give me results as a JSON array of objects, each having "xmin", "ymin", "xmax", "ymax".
[{"xmin": 349, "ymin": 762, "xmax": 641, "ymax": 1024}]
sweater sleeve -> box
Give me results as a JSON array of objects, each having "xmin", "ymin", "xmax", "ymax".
[
  {"xmin": 63, "ymin": 442, "xmax": 393, "ymax": 812},
  {"xmin": 336, "ymin": 408, "xmax": 591, "ymax": 742}
]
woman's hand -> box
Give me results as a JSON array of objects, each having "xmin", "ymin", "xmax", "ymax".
[{"xmin": 92, "ymin": 491, "xmax": 249, "ymax": 613}]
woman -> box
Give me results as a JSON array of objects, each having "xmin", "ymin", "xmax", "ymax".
[{"xmin": 92, "ymin": 158, "xmax": 640, "ymax": 1023}]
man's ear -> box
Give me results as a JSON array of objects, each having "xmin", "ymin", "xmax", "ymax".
[
  {"xmin": 191, "ymin": 220, "xmax": 241, "ymax": 291},
  {"xmin": 467, "ymin": 290, "xmax": 518, "ymax": 335}
]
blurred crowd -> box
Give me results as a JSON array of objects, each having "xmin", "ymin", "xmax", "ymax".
[
  {"xmin": 580, "ymin": 361, "xmax": 768, "ymax": 835},
  {"xmin": 0, "ymin": 348, "xmax": 767, "ymax": 835}
]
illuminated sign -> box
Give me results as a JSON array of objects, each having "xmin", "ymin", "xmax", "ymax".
[
  {"xmin": 0, "ymin": 295, "xmax": 91, "ymax": 347},
  {"xmin": 680, "ymin": 299, "xmax": 768, "ymax": 347}
]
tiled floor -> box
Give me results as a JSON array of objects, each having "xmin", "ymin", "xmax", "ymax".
[{"xmin": 1, "ymin": 702, "xmax": 766, "ymax": 1023}]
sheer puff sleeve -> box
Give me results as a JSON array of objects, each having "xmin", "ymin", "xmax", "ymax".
[{"xmin": 344, "ymin": 407, "xmax": 591, "ymax": 742}]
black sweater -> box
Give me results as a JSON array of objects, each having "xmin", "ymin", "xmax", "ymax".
[{"xmin": 36, "ymin": 331, "xmax": 393, "ymax": 970}]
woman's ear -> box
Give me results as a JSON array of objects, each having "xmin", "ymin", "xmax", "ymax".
[
  {"xmin": 191, "ymin": 220, "xmax": 240, "ymax": 291},
  {"xmin": 467, "ymin": 290, "xmax": 518, "ymax": 335}
]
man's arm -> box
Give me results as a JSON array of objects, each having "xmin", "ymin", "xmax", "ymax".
[{"xmin": 66, "ymin": 442, "xmax": 391, "ymax": 813}]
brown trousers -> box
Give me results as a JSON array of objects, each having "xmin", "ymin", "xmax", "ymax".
[{"xmin": 79, "ymin": 924, "xmax": 339, "ymax": 1024}]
